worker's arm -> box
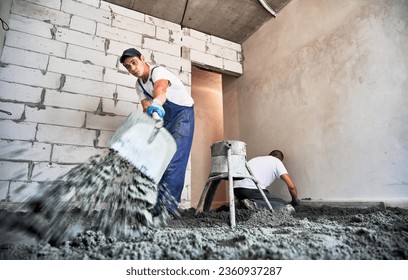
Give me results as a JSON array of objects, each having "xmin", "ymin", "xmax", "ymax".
[
  {"xmin": 280, "ymin": 173, "xmax": 299, "ymax": 205},
  {"xmin": 152, "ymin": 79, "xmax": 169, "ymax": 104},
  {"xmin": 146, "ymin": 79, "xmax": 169, "ymax": 118},
  {"xmin": 140, "ymin": 99, "xmax": 151, "ymax": 112}
]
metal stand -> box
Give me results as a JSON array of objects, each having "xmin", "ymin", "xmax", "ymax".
[{"xmin": 195, "ymin": 142, "xmax": 274, "ymax": 228}]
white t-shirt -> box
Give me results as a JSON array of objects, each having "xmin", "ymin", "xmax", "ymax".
[
  {"xmin": 136, "ymin": 65, "xmax": 194, "ymax": 107},
  {"xmin": 234, "ymin": 156, "xmax": 288, "ymax": 190}
]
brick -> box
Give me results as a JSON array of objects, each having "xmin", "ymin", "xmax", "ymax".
[
  {"xmin": 12, "ymin": 0, "xmax": 70, "ymax": 26},
  {"xmin": 8, "ymin": 181, "xmax": 42, "ymax": 202},
  {"xmin": 100, "ymin": 1, "xmax": 145, "ymax": 21},
  {"xmin": 62, "ymin": 76, "xmax": 116, "ymax": 99},
  {"xmin": 76, "ymin": 0, "xmax": 99, "ymax": 8},
  {"xmin": 0, "ymin": 102, "xmax": 24, "ymax": 120},
  {"xmin": 31, "ymin": 162, "xmax": 75, "ymax": 181},
  {"xmin": 206, "ymin": 42, "xmax": 238, "ymax": 61},
  {"xmin": 44, "ymin": 89, "xmax": 100, "ymax": 112},
  {"xmin": 187, "ymin": 28, "xmax": 210, "ymax": 42},
  {"xmin": 103, "ymin": 68, "xmax": 136, "ymax": 88},
  {"xmin": 24, "ymin": 0, "xmax": 61, "ymax": 10},
  {"xmin": 1, "ymin": 46, "xmax": 49, "ymax": 70},
  {"xmin": 61, "ymin": 0, "xmax": 111, "ymax": 25},
  {"xmin": 223, "ymin": 59, "xmax": 243, "ymax": 75},
  {"xmin": 97, "ymin": 23, "xmax": 143, "ymax": 46},
  {"xmin": 9, "ymin": 14, "xmax": 53, "ymax": 39},
  {"xmin": 0, "ymin": 120, "xmax": 37, "ymax": 141},
  {"xmin": 116, "ymin": 85, "xmax": 138, "ymax": 103},
  {"xmin": 52, "ymin": 144, "xmax": 107, "ymax": 163},
  {"xmin": 112, "ymin": 14, "xmax": 155, "ymax": 37},
  {"xmin": 190, "ymin": 49, "xmax": 223, "ymax": 69},
  {"xmin": 152, "ymin": 52, "xmax": 191, "ymax": 72},
  {"xmin": 0, "ymin": 139, "xmax": 51, "ymax": 161},
  {"xmin": 143, "ymin": 37, "xmax": 181, "ymax": 57},
  {"xmin": 0, "ymin": 181, "xmax": 9, "ymax": 201},
  {"xmin": 169, "ymin": 30, "xmax": 183, "ymax": 45},
  {"xmin": 37, "ymin": 124, "xmax": 95, "ymax": 146},
  {"xmin": 104, "ymin": 40, "xmax": 144, "ymax": 57},
  {"xmin": 145, "ymin": 15, "xmax": 181, "ymax": 33},
  {"xmin": 25, "ymin": 106, "xmax": 85, "ymax": 127},
  {"xmin": 70, "ymin": 15, "xmax": 97, "ymax": 35},
  {"xmin": 156, "ymin": 26, "xmax": 170, "ymax": 42},
  {"xmin": 56, "ymin": 27, "xmax": 106, "ymax": 52},
  {"xmin": 48, "ymin": 56, "xmax": 104, "ymax": 81},
  {"xmin": 210, "ymin": 35, "xmax": 242, "ymax": 52},
  {"xmin": 0, "ymin": 64, "xmax": 61, "ymax": 89},
  {"xmin": 86, "ymin": 113, "xmax": 126, "ymax": 131},
  {"xmin": 66, "ymin": 44, "xmax": 117, "ymax": 69},
  {"xmin": 102, "ymin": 99, "xmax": 137, "ymax": 117},
  {"xmin": 0, "ymin": 81, "xmax": 43, "ymax": 103},
  {"xmin": 97, "ymin": 130, "xmax": 114, "ymax": 148},
  {"xmin": 0, "ymin": 161, "xmax": 28, "ymax": 180},
  {"xmin": 5, "ymin": 30, "xmax": 67, "ymax": 58},
  {"xmin": 182, "ymin": 36, "xmax": 206, "ymax": 52}
]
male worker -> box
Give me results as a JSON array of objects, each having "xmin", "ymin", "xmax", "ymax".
[
  {"xmin": 120, "ymin": 48, "xmax": 194, "ymax": 215},
  {"xmin": 234, "ymin": 150, "xmax": 300, "ymax": 211}
]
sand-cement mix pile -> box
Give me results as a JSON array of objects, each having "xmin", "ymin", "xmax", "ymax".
[{"xmin": 1, "ymin": 203, "xmax": 407, "ymax": 260}]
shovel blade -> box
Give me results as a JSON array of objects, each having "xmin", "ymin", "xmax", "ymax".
[{"xmin": 108, "ymin": 111, "xmax": 176, "ymax": 183}]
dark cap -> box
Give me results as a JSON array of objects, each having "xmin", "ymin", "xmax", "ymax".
[{"xmin": 120, "ymin": 48, "xmax": 142, "ymax": 63}]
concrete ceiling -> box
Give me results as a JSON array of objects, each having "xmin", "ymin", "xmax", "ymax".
[{"xmin": 104, "ymin": 0, "xmax": 292, "ymax": 44}]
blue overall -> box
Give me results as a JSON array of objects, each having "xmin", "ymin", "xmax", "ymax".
[{"xmin": 137, "ymin": 68, "xmax": 194, "ymax": 214}]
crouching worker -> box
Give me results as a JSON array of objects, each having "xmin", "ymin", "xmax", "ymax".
[{"xmin": 233, "ymin": 150, "xmax": 300, "ymax": 212}]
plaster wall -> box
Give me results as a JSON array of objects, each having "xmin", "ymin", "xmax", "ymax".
[{"xmin": 224, "ymin": 0, "xmax": 408, "ymax": 205}]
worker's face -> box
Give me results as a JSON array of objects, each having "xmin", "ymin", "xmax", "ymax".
[{"xmin": 123, "ymin": 56, "xmax": 145, "ymax": 78}]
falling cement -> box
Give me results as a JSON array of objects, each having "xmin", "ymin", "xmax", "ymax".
[
  {"xmin": 1, "ymin": 203, "xmax": 407, "ymax": 260},
  {"xmin": 0, "ymin": 150, "xmax": 173, "ymax": 247}
]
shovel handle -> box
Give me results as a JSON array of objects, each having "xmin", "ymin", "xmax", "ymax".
[{"xmin": 152, "ymin": 112, "xmax": 164, "ymax": 128}]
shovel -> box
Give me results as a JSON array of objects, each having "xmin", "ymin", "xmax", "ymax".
[{"xmin": 108, "ymin": 111, "xmax": 176, "ymax": 184}]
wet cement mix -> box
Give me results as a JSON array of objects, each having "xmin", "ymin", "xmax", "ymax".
[
  {"xmin": 1, "ymin": 204, "xmax": 408, "ymax": 260},
  {"xmin": 0, "ymin": 151, "xmax": 407, "ymax": 260}
]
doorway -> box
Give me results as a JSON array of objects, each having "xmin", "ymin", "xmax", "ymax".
[{"xmin": 190, "ymin": 66, "xmax": 226, "ymax": 209}]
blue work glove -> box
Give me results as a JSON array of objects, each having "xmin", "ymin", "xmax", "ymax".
[
  {"xmin": 146, "ymin": 98, "xmax": 165, "ymax": 119},
  {"xmin": 291, "ymin": 198, "xmax": 300, "ymax": 207}
]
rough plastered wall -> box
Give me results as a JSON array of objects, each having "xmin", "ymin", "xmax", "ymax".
[
  {"xmin": 223, "ymin": 0, "xmax": 408, "ymax": 206},
  {"xmin": 0, "ymin": 0, "xmax": 242, "ymax": 208}
]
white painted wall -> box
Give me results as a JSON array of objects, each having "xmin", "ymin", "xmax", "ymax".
[
  {"xmin": 224, "ymin": 0, "xmax": 408, "ymax": 206},
  {"xmin": 0, "ymin": 0, "xmax": 242, "ymax": 205}
]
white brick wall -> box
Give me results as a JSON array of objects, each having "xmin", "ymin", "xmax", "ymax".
[
  {"xmin": 8, "ymin": 181, "xmax": 42, "ymax": 202},
  {"xmin": 0, "ymin": 0, "xmax": 243, "ymax": 205},
  {"xmin": 0, "ymin": 64, "xmax": 61, "ymax": 88},
  {"xmin": 2, "ymin": 46, "xmax": 49, "ymax": 70},
  {"xmin": 9, "ymin": 14, "xmax": 53, "ymax": 39},
  {"xmin": 0, "ymin": 120, "xmax": 37, "ymax": 141},
  {"xmin": 0, "ymin": 81, "xmax": 43, "ymax": 103},
  {"xmin": 43, "ymin": 89, "xmax": 100, "ymax": 112},
  {"xmin": 52, "ymin": 144, "xmax": 107, "ymax": 163},
  {"xmin": 25, "ymin": 106, "xmax": 86, "ymax": 127},
  {"xmin": 0, "ymin": 140, "xmax": 51, "ymax": 161},
  {"xmin": 0, "ymin": 102, "xmax": 24, "ymax": 120},
  {"xmin": 70, "ymin": 15, "xmax": 96, "ymax": 35},
  {"xmin": 5, "ymin": 30, "xmax": 67, "ymax": 57},
  {"xmin": 0, "ymin": 180, "xmax": 9, "ymax": 201},
  {"xmin": 36, "ymin": 124, "xmax": 96, "ymax": 146},
  {"xmin": 61, "ymin": 76, "xmax": 116, "ymax": 99},
  {"xmin": 12, "ymin": 0, "xmax": 70, "ymax": 26}
]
